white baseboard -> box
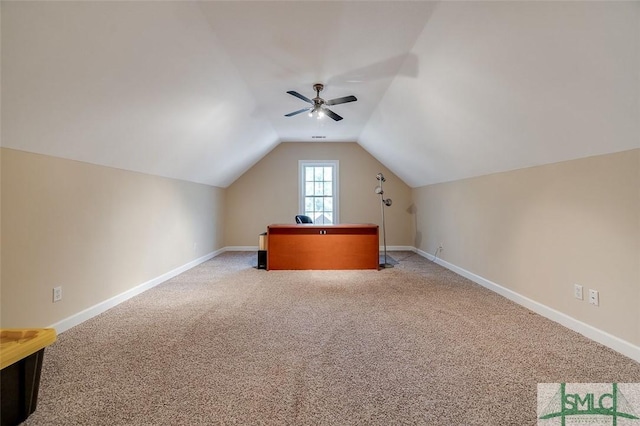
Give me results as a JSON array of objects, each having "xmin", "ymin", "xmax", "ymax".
[
  {"xmin": 384, "ymin": 246, "xmax": 414, "ymax": 251},
  {"xmin": 48, "ymin": 250, "xmax": 222, "ymax": 334},
  {"xmin": 414, "ymin": 248, "xmax": 640, "ymax": 363},
  {"xmin": 49, "ymin": 244, "xmax": 640, "ymax": 363},
  {"xmin": 226, "ymin": 246, "xmax": 415, "ymax": 252},
  {"xmin": 224, "ymin": 246, "xmax": 259, "ymax": 251}
]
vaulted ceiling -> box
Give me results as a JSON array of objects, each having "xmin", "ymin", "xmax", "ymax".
[{"xmin": 2, "ymin": 1, "xmax": 638, "ymax": 188}]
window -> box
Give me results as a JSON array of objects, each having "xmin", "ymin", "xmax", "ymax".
[{"xmin": 299, "ymin": 160, "xmax": 338, "ymax": 224}]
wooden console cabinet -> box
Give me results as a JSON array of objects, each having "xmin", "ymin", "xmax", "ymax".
[{"xmin": 267, "ymin": 224, "xmax": 379, "ymax": 270}]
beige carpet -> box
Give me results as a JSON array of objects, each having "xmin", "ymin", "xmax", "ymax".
[{"xmin": 23, "ymin": 251, "xmax": 640, "ymax": 425}]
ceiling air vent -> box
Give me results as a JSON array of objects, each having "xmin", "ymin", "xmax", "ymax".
[{"xmin": 312, "ymin": 136, "xmax": 326, "ymax": 139}]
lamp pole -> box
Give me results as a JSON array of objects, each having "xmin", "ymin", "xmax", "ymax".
[{"xmin": 375, "ymin": 173, "xmax": 393, "ymax": 268}]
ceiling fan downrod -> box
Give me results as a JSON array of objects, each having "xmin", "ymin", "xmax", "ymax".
[{"xmin": 312, "ymin": 83, "xmax": 324, "ymax": 106}]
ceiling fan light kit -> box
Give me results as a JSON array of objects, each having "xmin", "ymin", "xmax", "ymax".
[{"xmin": 285, "ymin": 83, "xmax": 357, "ymax": 122}]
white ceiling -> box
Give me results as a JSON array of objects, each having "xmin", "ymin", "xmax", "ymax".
[{"xmin": 2, "ymin": 1, "xmax": 638, "ymax": 188}]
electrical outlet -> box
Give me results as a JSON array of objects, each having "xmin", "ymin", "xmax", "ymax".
[
  {"xmin": 574, "ymin": 284, "xmax": 583, "ymax": 300},
  {"xmin": 588, "ymin": 289, "xmax": 599, "ymax": 306},
  {"xmin": 53, "ymin": 286, "xmax": 62, "ymax": 303}
]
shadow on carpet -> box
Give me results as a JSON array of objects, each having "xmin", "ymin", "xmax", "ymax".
[{"xmin": 379, "ymin": 254, "xmax": 398, "ymax": 265}]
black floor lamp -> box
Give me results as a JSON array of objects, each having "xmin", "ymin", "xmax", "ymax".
[{"xmin": 375, "ymin": 173, "xmax": 393, "ymax": 268}]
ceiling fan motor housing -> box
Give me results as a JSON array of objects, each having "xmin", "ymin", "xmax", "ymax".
[{"xmin": 313, "ymin": 84, "xmax": 325, "ymax": 105}]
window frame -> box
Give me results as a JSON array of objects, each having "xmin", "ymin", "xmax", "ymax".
[{"xmin": 298, "ymin": 160, "xmax": 339, "ymax": 224}]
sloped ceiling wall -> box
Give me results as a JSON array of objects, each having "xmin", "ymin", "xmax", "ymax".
[
  {"xmin": 360, "ymin": 1, "xmax": 640, "ymax": 187},
  {"xmin": 2, "ymin": 2, "xmax": 638, "ymax": 188},
  {"xmin": 1, "ymin": 1, "xmax": 279, "ymax": 187}
]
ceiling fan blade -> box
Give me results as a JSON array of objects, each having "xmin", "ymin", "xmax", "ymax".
[
  {"xmin": 287, "ymin": 91, "xmax": 313, "ymax": 104},
  {"xmin": 325, "ymin": 95, "xmax": 357, "ymax": 106},
  {"xmin": 323, "ymin": 108, "xmax": 343, "ymax": 121},
  {"xmin": 285, "ymin": 107, "xmax": 312, "ymax": 117}
]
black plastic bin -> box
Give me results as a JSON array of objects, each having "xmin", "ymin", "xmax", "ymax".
[
  {"xmin": 1, "ymin": 329, "xmax": 56, "ymax": 426},
  {"xmin": 258, "ymin": 232, "xmax": 267, "ymax": 269}
]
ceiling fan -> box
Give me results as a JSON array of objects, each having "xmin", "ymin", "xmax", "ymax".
[{"xmin": 284, "ymin": 83, "xmax": 357, "ymax": 121}]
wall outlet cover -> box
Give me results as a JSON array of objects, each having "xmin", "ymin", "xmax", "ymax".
[
  {"xmin": 574, "ymin": 284, "xmax": 583, "ymax": 300},
  {"xmin": 53, "ymin": 286, "xmax": 62, "ymax": 302}
]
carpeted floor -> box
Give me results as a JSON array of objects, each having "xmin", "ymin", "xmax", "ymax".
[{"xmin": 22, "ymin": 251, "xmax": 640, "ymax": 425}]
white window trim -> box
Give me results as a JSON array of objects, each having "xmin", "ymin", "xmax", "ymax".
[{"xmin": 298, "ymin": 160, "xmax": 339, "ymax": 224}]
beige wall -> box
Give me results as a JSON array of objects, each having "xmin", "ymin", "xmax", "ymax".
[
  {"xmin": 412, "ymin": 149, "xmax": 640, "ymax": 346},
  {"xmin": 0, "ymin": 148, "xmax": 225, "ymax": 328},
  {"xmin": 5, "ymin": 141, "xmax": 636, "ymax": 351},
  {"xmin": 225, "ymin": 142, "xmax": 413, "ymax": 247}
]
